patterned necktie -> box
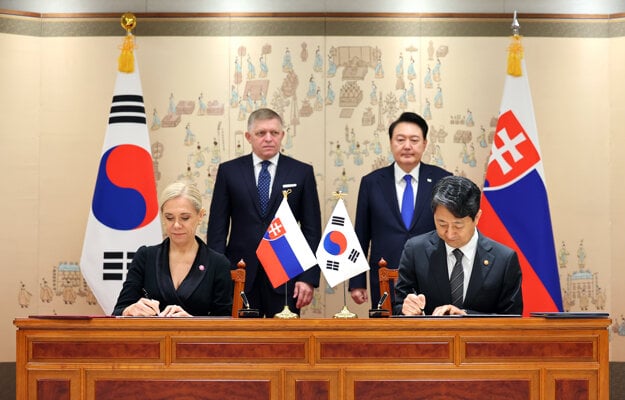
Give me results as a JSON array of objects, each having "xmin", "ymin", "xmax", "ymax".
[
  {"xmin": 400, "ymin": 174, "xmax": 414, "ymax": 229},
  {"xmin": 257, "ymin": 160, "xmax": 271, "ymax": 215},
  {"xmin": 450, "ymin": 248, "xmax": 464, "ymax": 308}
]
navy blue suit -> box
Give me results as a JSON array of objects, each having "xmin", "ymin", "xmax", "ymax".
[
  {"xmin": 393, "ymin": 230, "xmax": 523, "ymax": 315},
  {"xmin": 349, "ymin": 163, "xmax": 451, "ymax": 307},
  {"xmin": 207, "ymin": 153, "xmax": 321, "ymax": 316}
]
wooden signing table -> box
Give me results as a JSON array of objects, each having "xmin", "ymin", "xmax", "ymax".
[{"xmin": 15, "ymin": 316, "xmax": 610, "ymax": 400}]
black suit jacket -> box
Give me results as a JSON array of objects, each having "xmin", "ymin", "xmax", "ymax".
[
  {"xmin": 348, "ymin": 162, "xmax": 451, "ymax": 306},
  {"xmin": 207, "ymin": 153, "xmax": 321, "ymax": 296},
  {"xmin": 112, "ymin": 237, "xmax": 233, "ymax": 316},
  {"xmin": 393, "ymin": 230, "xmax": 523, "ymax": 315}
]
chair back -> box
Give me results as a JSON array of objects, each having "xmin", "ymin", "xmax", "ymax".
[
  {"xmin": 377, "ymin": 258, "xmax": 398, "ymax": 315},
  {"xmin": 230, "ymin": 259, "xmax": 246, "ymax": 318}
]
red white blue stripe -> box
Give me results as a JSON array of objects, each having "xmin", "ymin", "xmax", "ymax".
[
  {"xmin": 479, "ymin": 59, "xmax": 563, "ymax": 316},
  {"xmin": 256, "ymin": 197, "xmax": 317, "ymax": 288}
]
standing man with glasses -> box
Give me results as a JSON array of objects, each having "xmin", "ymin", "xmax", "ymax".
[
  {"xmin": 394, "ymin": 175, "xmax": 523, "ymax": 316},
  {"xmin": 349, "ymin": 112, "xmax": 451, "ymax": 309},
  {"xmin": 207, "ymin": 108, "xmax": 321, "ymax": 318}
]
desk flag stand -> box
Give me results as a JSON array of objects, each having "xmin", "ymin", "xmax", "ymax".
[
  {"xmin": 333, "ymin": 282, "xmax": 357, "ymax": 318},
  {"xmin": 274, "ymin": 281, "xmax": 299, "ymax": 319},
  {"xmin": 329, "ymin": 191, "xmax": 358, "ymax": 319}
]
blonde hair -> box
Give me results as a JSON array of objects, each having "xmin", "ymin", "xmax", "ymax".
[{"xmin": 159, "ymin": 182, "xmax": 202, "ymax": 213}]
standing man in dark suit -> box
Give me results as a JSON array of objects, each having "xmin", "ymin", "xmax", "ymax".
[
  {"xmin": 395, "ymin": 175, "xmax": 523, "ymax": 316},
  {"xmin": 349, "ymin": 112, "xmax": 451, "ymax": 308},
  {"xmin": 207, "ymin": 108, "xmax": 321, "ymax": 317}
]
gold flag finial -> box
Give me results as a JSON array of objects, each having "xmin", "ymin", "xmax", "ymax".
[
  {"xmin": 120, "ymin": 12, "xmax": 137, "ymax": 32},
  {"xmin": 118, "ymin": 12, "xmax": 137, "ymax": 73},
  {"xmin": 506, "ymin": 10, "xmax": 523, "ymax": 77}
]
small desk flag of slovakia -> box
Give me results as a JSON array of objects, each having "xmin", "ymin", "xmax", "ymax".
[
  {"xmin": 80, "ymin": 32, "xmax": 162, "ymax": 315},
  {"xmin": 316, "ymin": 198, "xmax": 369, "ymax": 288},
  {"xmin": 477, "ymin": 17, "xmax": 563, "ymax": 316},
  {"xmin": 256, "ymin": 197, "xmax": 318, "ymax": 288}
]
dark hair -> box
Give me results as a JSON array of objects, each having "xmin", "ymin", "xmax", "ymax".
[
  {"xmin": 431, "ymin": 176, "xmax": 481, "ymax": 220},
  {"xmin": 388, "ymin": 112, "xmax": 429, "ymax": 140}
]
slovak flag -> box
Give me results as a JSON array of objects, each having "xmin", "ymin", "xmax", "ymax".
[
  {"xmin": 80, "ymin": 40, "xmax": 162, "ymax": 315},
  {"xmin": 316, "ymin": 198, "xmax": 370, "ymax": 288},
  {"xmin": 478, "ymin": 34, "xmax": 563, "ymax": 316},
  {"xmin": 256, "ymin": 197, "xmax": 317, "ymax": 288}
]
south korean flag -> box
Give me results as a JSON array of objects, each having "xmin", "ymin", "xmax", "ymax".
[{"xmin": 316, "ymin": 198, "xmax": 369, "ymax": 288}]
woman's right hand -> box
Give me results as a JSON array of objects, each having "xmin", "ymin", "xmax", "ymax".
[{"xmin": 122, "ymin": 298, "xmax": 160, "ymax": 316}]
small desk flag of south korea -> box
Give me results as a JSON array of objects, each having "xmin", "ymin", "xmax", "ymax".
[{"xmin": 316, "ymin": 197, "xmax": 370, "ymax": 288}]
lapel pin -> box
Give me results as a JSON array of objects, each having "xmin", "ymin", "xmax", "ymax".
[
  {"xmin": 483, "ymin": 260, "xmax": 489, "ymax": 266},
  {"xmin": 199, "ymin": 265, "xmax": 205, "ymax": 271},
  {"xmin": 427, "ymin": 178, "xmax": 432, "ymax": 182}
]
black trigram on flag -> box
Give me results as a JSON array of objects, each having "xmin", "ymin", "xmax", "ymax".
[
  {"xmin": 331, "ymin": 216, "xmax": 345, "ymax": 226},
  {"xmin": 348, "ymin": 249, "xmax": 361, "ymax": 263},
  {"xmin": 102, "ymin": 251, "xmax": 135, "ymax": 281},
  {"xmin": 326, "ymin": 260, "xmax": 340, "ymax": 271},
  {"xmin": 109, "ymin": 94, "xmax": 146, "ymax": 125}
]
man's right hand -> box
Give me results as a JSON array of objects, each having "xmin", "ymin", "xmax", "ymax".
[{"xmin": 402, "ymin": 292, "xmax": 426, "ymax": 315}]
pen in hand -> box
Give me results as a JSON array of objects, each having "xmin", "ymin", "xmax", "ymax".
[
  {"xmin": 141, "ymin": 288, "xmax": 160, "ymax": 316},
  {"xmin": 410, "ymin": 288, "xmax": 426, "ymax": 315}
]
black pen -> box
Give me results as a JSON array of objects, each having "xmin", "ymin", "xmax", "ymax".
[
  {"xmin": 240, "ymin": 291, "xmax": 250, "ymax": 309},
  {"xmin": 411, "ymin": 288, "xmax": 425, "ymax": 315},
  {"xmin": 377, "ymin": 291, "xmax": 388, "ymax": 309},
  {"xmin": 142, "ymin": 288, "xmax": 160, "ymax": 316}
]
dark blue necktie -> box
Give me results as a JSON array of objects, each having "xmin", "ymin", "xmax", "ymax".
[
  {"xmin": 401, "ymin": 174, "xmax": 413, "ymax": 228},
  {"xmin": 450, "ymin": 248, "xmax": 464, "ymax": 308},
  {"xmin": 258, "ymin": 160, "xmax": 271, "ymax": 215}
]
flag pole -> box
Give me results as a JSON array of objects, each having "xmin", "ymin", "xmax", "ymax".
[
  {"xmin": 274, "ymin": 280, "xmax": 298, "ymax": 319},
  {"xmin": 331, "ymin": 191, "xmax": 357, "ymax": 319},
  {"xmin": 273, "ymin": 189, "xmax": 300, "ymax": 319},
  {"xmin": 332, "ymin": 281, "xmax": 357, "ymax": 319}
]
